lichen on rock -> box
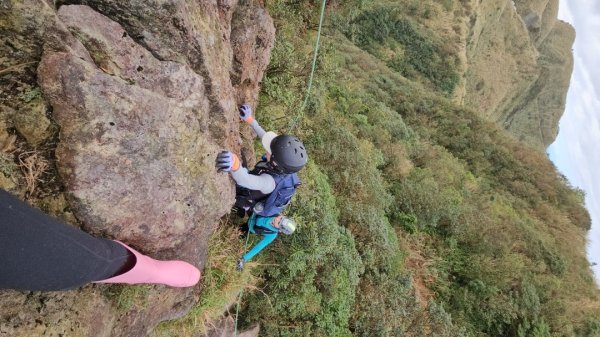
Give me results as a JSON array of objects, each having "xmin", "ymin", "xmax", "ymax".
[{"xmin": 12, "ymin": 96, "xmax": 54, "ymax": 146}]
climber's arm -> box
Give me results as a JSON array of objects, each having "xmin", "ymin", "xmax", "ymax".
[
  {"xmin": 215, "ymin": 151, "xmax": 276, "ymax": 193},
  {"xmin": 231, "ymin": 168, "xmax": 276, "ymax": 194},
  {"xmin": 248, "ymin": 120, "xmax": 266, "ymax": 139},
  {"xmin": 239, "ymin": 104, "xmax": 266, "ymax": 139}
]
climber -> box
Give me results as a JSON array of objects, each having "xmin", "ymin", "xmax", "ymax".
[
  {"xmin": 215, "ymin": 104, "xmax": 308, "ymax": 218},
  {"xmin": 236, "ymin": 213, "xmax": 296, "ymax": 271},
  {"xmin": 0, "ymin": 188, "xmax": 200, "ymax": 291}
]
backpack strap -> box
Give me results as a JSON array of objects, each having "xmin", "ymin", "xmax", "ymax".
[{"xmin": 234, "ymin": 160, "xmax": 273, "ymax": 210}]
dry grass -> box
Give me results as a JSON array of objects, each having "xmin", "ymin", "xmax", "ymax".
[
  {"xmin": 1, "ymin": 134, "xmax": 17, "ymax": 153},
  {"xmin": 0, "ymin": 61, "xmax": 37, "ymax": 75},
  {"xmin": 399, "ymin": 232, "xmax": 436, "ymax": 308},
  {"xmin": 153, "ymin": 220, "xmax": 259, "ymax": 337},
  {"xmin": 18, "ymin": 151, "xmax": 48, "ymax": 195}
]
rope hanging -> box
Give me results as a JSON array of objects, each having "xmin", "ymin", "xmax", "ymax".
[{"xmin": 287, "ymin": 0, "xmax": 328, "ymax": 133}]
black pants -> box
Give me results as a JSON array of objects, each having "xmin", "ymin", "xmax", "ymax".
[{"xmin": 0, "ymin": 189, "xmax": 134, "ymax": 291}]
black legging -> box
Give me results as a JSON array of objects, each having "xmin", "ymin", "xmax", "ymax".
[{"xmin": 0, "ymin": 189, "xmax": 134, "ymax": 291}]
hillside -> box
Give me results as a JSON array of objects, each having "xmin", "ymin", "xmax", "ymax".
[
  {"xmin": 232, "ymin": 1, "xmax": 599, "ymax": 336},
  {"xmin": 343, "ymin": 0, "xmax": 574, "ymax": 149},
  {"xmin": 1, "ymin": 1, "xmax": 598, "ymax": 337},
  {"xmin": 463, "ymin": 0, "xmax": 575, "ymax": 149}
]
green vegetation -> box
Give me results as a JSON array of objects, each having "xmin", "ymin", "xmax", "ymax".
[
  {"xmin": 0, "ymin": 153, "xmax": 17, "ymax": 178},
  {"xmin": 17, "ymin": 87, "xmax": 41, "ymax": 103},
  {"xmin": 241, "ymin": 162, "xmax": 363, "ymax": 336},
  {"xmin": 114, "ymin": 284, "xmax": 152, "ymax": 311},
  {"xmin": 341, "ymin": 5, "xmax": 460, "ymax": 95},
  {"xmin": 154, "ymin": 223, "xmax": 256, "ymax": 336},
  {"xmin": 187, "ymin": 0, "xmax": 600, "ymax": 336}
]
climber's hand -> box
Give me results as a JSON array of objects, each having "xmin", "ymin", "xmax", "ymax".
[
  {"xmin": 239, "ymin": 104, "xmax": 254, "ymax": 123},
  {"xmin": 215, "ymin": 151, "xmax": 241, "ymax": 172},
  {"xmin": 236, "ymin": 259, "xmax": 245, "ymax": 271}
]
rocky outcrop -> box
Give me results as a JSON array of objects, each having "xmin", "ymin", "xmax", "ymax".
[
  {"xmin": 231, "ymin": 2, "xmax": 275, "ymax": 104},
  {"xmin": 0, "ymin": 0, "xmax": 274, "ymax": 336},
  {"xmin": 40, "ymin": 4, "xmax": 223, "ymax": 255},
  {"xmin": 512, "ymin": 0, "xmax": 560, "ymax": 45}
]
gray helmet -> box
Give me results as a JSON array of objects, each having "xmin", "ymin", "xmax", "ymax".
[
  {"xmin": 279, "ymin": 217, "xmax": 296, "ymax": 235},
  {"xmin": 270, "ymin": 135, "xmax": 308, "ymax": 173}
]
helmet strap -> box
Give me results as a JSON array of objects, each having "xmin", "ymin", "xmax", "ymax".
[{"xmin": 267, "ymin": 159, "xmax": 286, "ymax": 174}]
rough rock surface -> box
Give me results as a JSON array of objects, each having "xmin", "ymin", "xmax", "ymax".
[
  {"xmin": 230, "ymin": 3, "xmax": 275, "ymax": 104},
  {"xmin": 512, "ymin": 0, "xmax": 560, "ymax": 45},
  {"xmin": 0, "ymin": 0, "xmax": 274, "ymax": 336},
  {"xmin": 39, "ymin": 4, "xmax": 224, "ymax": 255},
  {"xmin": 0, "ymin": 287, "xmax": 115, "ymax": 337},
  {"xmin": 12, "ymin": 97, "xmax": 54, "ymax": 147},
  {"xmin": 0, "ymin": 1, "xmax": 58, "ymax": 151}
]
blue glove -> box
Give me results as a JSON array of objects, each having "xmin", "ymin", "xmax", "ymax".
[
  {"xmin": 215, "ymin": 151, "xmax": 241, "ymax": 172},
  {"xmin": 239, "ymin": 104, "xmax": 254, "ymax": 123},
  {"xmin": 236, "ymin": 258, "xmax": 245, "ymax": 271}
]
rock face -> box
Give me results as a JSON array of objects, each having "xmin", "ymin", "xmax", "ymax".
[
  {"xmin": 512, "ymin": 0, "xmax": 560, "ymax": 45},
  {"xmin": 0, "ymin": 0, "xmax": 274, "ymax": 336},
  {"xmin": 40, "ymin": 4, "xmax": 223, "ymax": 255},
  {"xmin": 0, "ymin": 1, "xmax": 58, "ymax": 153}
]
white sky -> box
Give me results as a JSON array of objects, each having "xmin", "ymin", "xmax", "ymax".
[{"xmin": 547, "ymin": 0, "xmax": 600, "ymax": 286}]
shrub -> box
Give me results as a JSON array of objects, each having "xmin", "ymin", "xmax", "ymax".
[
  {"xmin": 240, "ymin": 163, "xmax": 363, "ymax": 336},
  {"xmin": 344, "ymin": 6, "xmax": 460, "ymax": 94}
]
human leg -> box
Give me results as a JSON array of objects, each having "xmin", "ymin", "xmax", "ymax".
[
  {"xmin": 0, "ymin": 189, "xmax": 135, "ymax": 290},
  {"xmin": 0, "ymin": 189, "xmax": 199, "ymax": 291}
]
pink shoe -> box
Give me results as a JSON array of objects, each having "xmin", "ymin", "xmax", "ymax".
[{"xmin": 95, "ymin": 241, "xmax": 201, "ymax": 287}]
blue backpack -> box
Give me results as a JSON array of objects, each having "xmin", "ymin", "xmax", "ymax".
[
  {"xmin": 235, "ymin": 160, "xmax": 301, "ymax": 217},
  {"xmin": 255, "ymin": 172, "xmax": 300, "ymax": 217}
]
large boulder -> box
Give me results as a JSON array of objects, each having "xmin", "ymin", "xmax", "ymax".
[
  {"xmin": 62, "ymin": 0, "xmax": 273, "ymax": 148},
  {"xmin": 39, "ymin": 4, "xmax": 225, "ymax": 256}
]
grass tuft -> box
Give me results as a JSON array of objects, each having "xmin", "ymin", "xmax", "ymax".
[{"xmin": 153, "ymin": 220, "xmax": 258, "ymax": 336}]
